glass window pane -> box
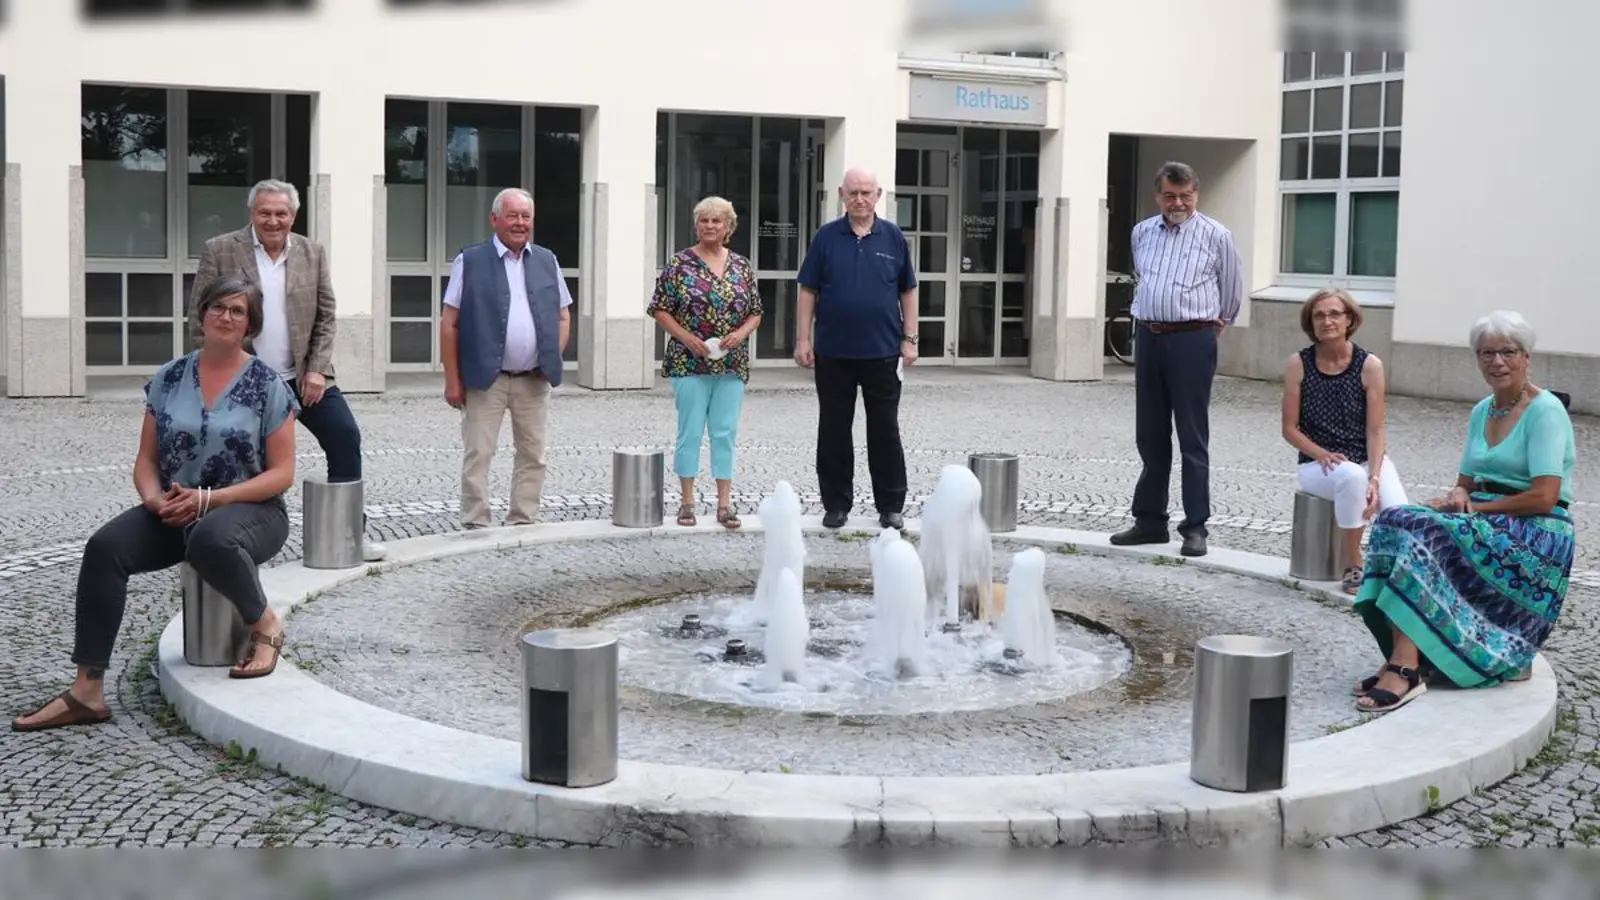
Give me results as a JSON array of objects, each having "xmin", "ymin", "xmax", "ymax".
[
  {"xmin": 918, "ymin": 235, "xmax": 947, "ymax": 274},
  {"xmin": 1284, "ymin": 52, "xmax": 1313, "ymax": 82},
  {"xmin": 672, "ymin": 114, "xmax": 752, "ymax": 258},
  {"xmin": 286, "ymin": 93, "xmax": 312, "ymax": 237},
  {"xmin": 918, "ymin": 280, "xmax": 946, "ymax": 317},
  {"xmin": 655, "ymin": 113, "xmax": 669, "ymax": 264},
  {"xmin": 1310, "ymin": 136, "xmax": 1342, "ymax": 179},
  {"xmin": 920, "ymin": 149, "xmax": 950, "ymax": 188},
  {"xmin": 1312, "ymin": 87, "xmax": 1343, "ymax": 132},
  {"xmin": 1280, "ymin": 138, "xmax": 1310, "ymax": 180},
  {"xmin": 385, "ymin": 98, "xmax": 429, "ymax": 262},
  {"xmin": 534, "ymin": 106, "xmax": 582, "ymax": 267},
  {"xmin": 1002, "ymin": 198, "xmax": 1036, "ymax": 276},
  {"xmin": 959, "ymin": 128, "xmax": 1000, "ymax": 274},
  {"xmin": 1387, "ymin": 52, "xmax": 1405, "ymax": 72},
  {"xmin": 756, "ymin": 116, "xmax": 804, "ymax": 271},
  {"xmin": 390, "ymin": 275, "xmax": 435, "ymax": 319},
  {"xmin": 1382, "ymin": 131, "xmax": 1402, "ymax": 177},
  {"xmin": 1004, "ymin": 130, "xmax": 1039, "ymax": 193},
  {"xmin": 188, "ymin": 90, "xmax": 272, "ymax": 257},
  {"xmin": 1314, "ymin": 52, "xmax": 1346, "ymax": 78},
  {"xmin": 1281, "ymin": 193, "xmax": 1336, "ymax": 275},
  {"xmin": 895, "ymin": 147, "xmax": 919, "ymax": 187},
  {"xmin": 920, "ymin": 320, "xmax": 946, "ymax": 359},
  {"xmin": 755, "ymin": 278, "xmax": 797, "ymax": 361},
  {"xmin": 1384, "ymin": 81, "xmax": 1404, "ymax": 127},
  {"xmin": 1347, "ymin": 132, "xmax": 1380, "ymax": 178},
  {"xmin": 127, "ymin": 321, "xmax": 175, "ymax": 366},
  {"xmin": 920, "ymin": 194, "xmax": 948, "ymax": 233},
  {"xmin": 1001, "ymin": 279, "xmax": 1027, "ymax": 318},
  {"xmin": 999, "ymin": 319, "xmax": 1029, "ymax": 358},
  {"xmin": 1349, "ymin": 83, "xmax": 1382, "ymax": 129},
  {"xmin": 389, "ymin": 321, "xmax": 433, "ymax": 364},
  {"xmin": 86, "ymin": 272, "xmax": 122, "ymax": 318},
  {"xmin": 1281, "ymin": 90, "xmax": 1311, "ymax": 134},
  {"xmin": 563, "ymin": 276, "xmax": 580, "ymax": 363},
  {"xmin": 86, "ymin": 321, "xmax": 123, "ymax": 366},
  {"xmin": 126, "ymin": 273, "xmax": 173, "ymax": 318},
  {"xmin": 1351, "ymin": 51, "xmax": 1385, "ymax": 75},
  {"xmin": 445, "ymin": 102, "xmax": 523, "ymax": 259},
  {"xmin": 1349, "ymin": 191, "xmax": 1399, "ymax": 277},
  {"xmin": 957, "ymin": 281, "xmax": 995, "ymax": 357},
  {"xmin": 896, "ymin": 194, "xmax": 916, "ymax": 227},
  {"xmin": 81, "ymin": 85, "xmax": 168, "ymax": 259}
]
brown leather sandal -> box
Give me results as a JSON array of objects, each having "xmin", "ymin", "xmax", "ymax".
[
  {"xmin": 11, "ymin": 690, "xmax": 112, "ymax": 732},
  {"xmin": 717, "ymin": 507, "xmax": 741, "ymax": 530},
  {"xmin": 676, "ymin": 504, "xmax": 697, "ymax": 527},
  {"xmin": 230, "ymin": 631, "xmax": 285, "ymax": 680}
]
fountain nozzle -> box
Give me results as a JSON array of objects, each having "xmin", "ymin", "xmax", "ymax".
[
  {"xmin": 940, "ymin": 622, "xmax": 963, "ymax": 634},
  {"xmin": 725, "ymin": 639, "xmax": 747, "ymax": 658},
  {"xmin": 681, "ymin": 614, "xmax": 702, "ymax": 633},
  {"xmin": 1003, "ymin": 647, "xmax": 1024, "ymax": 660}
]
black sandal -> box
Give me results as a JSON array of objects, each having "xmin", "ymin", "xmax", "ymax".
[
  {"xmin": 1356, "ymin": 663, "xmax": 1427, "ymax": 713},
  {"xmin": 1341, "ymin": 566, "xmax": 1364, "ymax": 595},
  {"xmin": 717, "ymin": 507, "xmax": 741, "ymax": 530},
  {"xmin": 676, "ymin": 504, "xmax": 697, "ymax": 527}
]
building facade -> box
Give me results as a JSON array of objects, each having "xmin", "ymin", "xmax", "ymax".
[{"xmin": 1, "ymin": 0, "xmax": 1587, "ymax": 407}]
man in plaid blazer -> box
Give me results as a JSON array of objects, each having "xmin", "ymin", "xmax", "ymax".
[{"xmin": 188, "ymin": 179, "xmax": 384, "ymax": 561}]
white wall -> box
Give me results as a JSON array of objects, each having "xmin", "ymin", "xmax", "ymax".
[{"xmin": 1394, "ymin": 0, "xmax": 1597, "ymax": 355}]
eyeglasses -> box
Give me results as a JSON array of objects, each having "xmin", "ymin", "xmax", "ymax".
[
  {"xmin": 1312, "ymin": 310, "xmax": 1347, "ymax": 322},
  {"xmin": 205, "ymin": 305, "xmax": 249, "ymax": 321},
  {"xmin": 1476, "ymin": 348, "xmax": 1522, "ymax": 362}
]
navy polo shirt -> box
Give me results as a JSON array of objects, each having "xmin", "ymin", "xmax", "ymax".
[{"xmin": 797, "ymin": 215, "xmax": 917, "ymax": 359}]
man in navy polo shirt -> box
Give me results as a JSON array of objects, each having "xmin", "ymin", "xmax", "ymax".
[{"xmin": 795, "ymin": 167, "xmax": 919, "ymax": 531}]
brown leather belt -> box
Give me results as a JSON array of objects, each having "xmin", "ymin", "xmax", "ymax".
[{"xmin": 1139, "ymin": 319, "xmax": 1216, "ymax": 334}]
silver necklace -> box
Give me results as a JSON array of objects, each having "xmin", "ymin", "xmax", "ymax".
[{"xmin": 1487, "ymin": 386, "xmax": 1526, "ymax": 419}]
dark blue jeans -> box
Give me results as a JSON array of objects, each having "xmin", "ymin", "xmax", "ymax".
[{"xmin": 289, "ymin": 381, "xmax": 363, "ymax": 483}]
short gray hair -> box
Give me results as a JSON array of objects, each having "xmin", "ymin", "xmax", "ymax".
[
  {"xmin": 1153, "ymin": 161, "xmax": 1199, "ymax": 190},
  {"xmin": 1470, "ymin": 310, "xmax": 1537, "ymax": 354},
  {"xmin": 247, "ymin": 179, "xmax": 301, "ymax": 216},
  {"xmin": 491, "ymin": 188, "xmax": 534, "ymax": 217}
]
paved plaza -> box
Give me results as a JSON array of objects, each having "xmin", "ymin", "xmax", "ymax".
[{"xmin": 3, "ymin": 366, "xmax": 1599, "ymax": 849}]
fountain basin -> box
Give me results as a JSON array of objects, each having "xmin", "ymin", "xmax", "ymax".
[{"xmin": 157, "ymin": 518, "xmax": 1559, "ymax": 847}]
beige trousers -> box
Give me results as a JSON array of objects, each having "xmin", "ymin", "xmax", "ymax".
[{"xmin": 460, "ymin": 372, "xmax": 551, "ymax": 527}]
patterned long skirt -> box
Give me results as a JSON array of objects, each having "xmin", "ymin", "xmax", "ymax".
[{"xmin": 1352, "ymin": 495, "xmax": 1574, "ymax": 688}]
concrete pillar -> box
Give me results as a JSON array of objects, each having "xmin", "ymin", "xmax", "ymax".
[
  {"xmin": 576, "ymin": 101, "xmax": 657, "ymax": 390},
  {"xmin": 1031, "ymin": 122, "xmax": 1110, "ymax": 383}
]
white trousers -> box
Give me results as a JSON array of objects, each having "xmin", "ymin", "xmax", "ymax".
[{"xmin": 1296, "ymin": 457, "xmax": 1409, "ymax": 529}]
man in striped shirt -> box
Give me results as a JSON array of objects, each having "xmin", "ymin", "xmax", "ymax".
[{"xmin": 1110, "ymin": 161, "xmax": 1243, "ymax": 558}]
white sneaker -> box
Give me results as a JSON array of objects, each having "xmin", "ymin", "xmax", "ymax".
[{"xmin": 363, "ymin": 540, "xmax": 388, "ymax": 562}]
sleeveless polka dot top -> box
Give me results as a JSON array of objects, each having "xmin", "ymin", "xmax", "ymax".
[{"xmin": 1297, "ymin": 343, "xmax": 1369, "ymax": 465}]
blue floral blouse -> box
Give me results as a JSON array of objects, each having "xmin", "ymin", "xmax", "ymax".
[{"xmin": 144, "ymin": 352, "xmax": 299, "ymax": 494}]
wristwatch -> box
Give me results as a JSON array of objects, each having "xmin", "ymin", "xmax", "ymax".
[{"xmin": 902, "ymin": 333, "xmax": 919, "ymax": 346}]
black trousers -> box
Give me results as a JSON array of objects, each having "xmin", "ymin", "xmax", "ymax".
[
  {"xmin": 287, "ymin": 381, "xmax": 363, "ymax": 483},
  {"xmin": 1131, "ymin": 324, "xmax": 1218, "ymax": 537},
  {"xmin": 814, "ymin": 355, "xmax": 907, "ymax": 516},
  {"xmin": 72, "ymin": 502, "xmax": 289, "ymax": 670}
]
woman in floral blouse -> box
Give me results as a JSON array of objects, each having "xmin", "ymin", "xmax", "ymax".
[{"xmin": 647, "ymin": 196, "xmax": 764, "ymax": 529}]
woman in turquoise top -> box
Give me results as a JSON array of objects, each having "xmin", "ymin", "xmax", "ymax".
[
  {"xmin": 1352, "ymin": 311, "xmax": 1575, "ymax": 713},
  {"xmin": 13, "ymin": 277, "xmax": 299, "ymax": 733}
]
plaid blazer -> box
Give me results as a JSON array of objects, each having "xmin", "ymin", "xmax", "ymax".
[{"xmin": 187, "ymin": 226, "xmax": 338, "ymax": 380}]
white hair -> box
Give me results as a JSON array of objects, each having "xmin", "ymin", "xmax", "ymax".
[
  {"xmin": 247, "ymin": 179, "xmax": 301, "ymax": 216},
  {"xmin": 1469, "ymin": 310, "xmax": 1537, "ymax": 354},
  {"xmin": 491, "ymin": 188, "xmax": 534, "ymax": 217}
]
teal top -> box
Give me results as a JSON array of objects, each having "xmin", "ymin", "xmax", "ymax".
[
  {"xmin": 145, "ymin": 352, "xmax": 299, "ymax": 494},
  {"xmin": 1459, "ymin": 389, "xmax": 1576, "ymax": 504}
]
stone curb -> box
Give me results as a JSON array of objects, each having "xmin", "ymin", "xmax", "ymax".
[{"xmin": 157, "ymin": 518, "xmax": 1558, "ymax": 847}]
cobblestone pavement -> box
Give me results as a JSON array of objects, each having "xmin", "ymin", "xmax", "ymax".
[{"xmin": 2, "ymin": 366, "xmax": 1598, "ymax": 848}]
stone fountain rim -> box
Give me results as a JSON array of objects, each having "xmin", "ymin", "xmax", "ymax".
[{"xmin": 157, "ymin": 516, "xmax": 1559, "ymax": 848}]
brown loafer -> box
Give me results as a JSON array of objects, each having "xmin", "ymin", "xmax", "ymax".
[{"xmin": 12, "ymin": 690, "xmax": 112, "ymax": 732}]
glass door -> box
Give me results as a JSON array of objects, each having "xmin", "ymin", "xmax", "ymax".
[
  {"xmin": 953, "ymin": 128, "xmax": 1038, "ymax": 365},
  {"xmin": 894, "ymin": 132, "xmax": 958, "ymax": 363}
]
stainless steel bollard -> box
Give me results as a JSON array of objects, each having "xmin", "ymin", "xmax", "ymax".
[
  {"xmin": 967, "ymin": 452, "xmax": 1020, "ymax": 533},
  {"xmin": 611, "ymin": 449, "xmax": 664, "ymax": 528},
  {"xmin": 1289, "ymin": 491, "xmax": 1346, "ymax": 581},
  {"xmin": 520, "ymin": 628, "xmax": 619, "ymax": 788},
  {"xmin": 302, "ymin": 478, "xmax": 364, "ymax": 569},
  {"xmin": 1190, "ymin": 634, "xmax": 1294, "ymax": 793},
  {"xmin": 181, "ymin": 563, "xmax": 251, "ymax": 667}
]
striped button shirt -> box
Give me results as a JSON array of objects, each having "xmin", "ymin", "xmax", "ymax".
[{"xmin": 1129, "ymin": 212, "xmax": 1244, "ymax": 324}]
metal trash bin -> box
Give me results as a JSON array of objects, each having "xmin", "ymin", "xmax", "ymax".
[
  {"xmin": 520, "ymin": 628, "xmax": 619, "ymax": 788},
  {"xmin": 1190, "ymin": 634, "xmax": 1294, "ymax": 793},
  {"xmin": 1289, "ymin": 490, "xmax": 1345, "ymax": 581},
  {"xmin": 303, "ymin": 478, "xmax": 365, "ymax": 570},
  {"xmin": 967, "ymin": 452, "xmax": 1020, "ymax": 533},
  {"xmin": 181, "ymin": 563, "xmax": 251, "ymax": 667},
  {"xmin": 611, "ymin": 449, "xmax": 664, "ymax": 528}
]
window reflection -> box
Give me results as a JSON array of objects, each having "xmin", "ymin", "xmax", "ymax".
[
  {"xmin": 187, "ymin": 90, "xmax": 271, "ymax": 257},
  {"xmin": 82, "ymin": 85, "xmax": 168, "ymax": 259}
]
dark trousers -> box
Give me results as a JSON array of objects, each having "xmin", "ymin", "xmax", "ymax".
[
  {"xmin": 72, "ymin": 503, "xmax": 289, "ymax": 670},
  {"xmin": 288, "ymin": 381, "xmax": 363, "ymax": 483},
  {"xmin": 814, "ymin": 355, "xmax": 907, "ymax": 516},
  {"xmin": 1131, "ymin": 324, "xmax": 1218, "ymax": 537}
]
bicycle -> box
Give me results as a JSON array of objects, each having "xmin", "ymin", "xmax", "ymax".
[{"xmin": 1104, "ymin": 271, "xmax": 1137, "ymax": 366}]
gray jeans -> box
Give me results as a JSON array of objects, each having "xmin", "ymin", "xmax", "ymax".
[{"xmin": 72, "ymin": 502, "xmax": 288, "ymax": 670}]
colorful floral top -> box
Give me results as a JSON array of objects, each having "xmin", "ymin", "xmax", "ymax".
[
  {"xmin": 144, "ymin": 351, "xmax": 299, "ymax": 497},
  {"xmin": 647, "ymin": 248, "xmax": 763, "ymax": 383}
]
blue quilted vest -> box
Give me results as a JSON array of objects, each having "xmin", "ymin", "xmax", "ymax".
[{"xmin": 455, "ymin": 239, "xmax": 565, "ymax": 390}]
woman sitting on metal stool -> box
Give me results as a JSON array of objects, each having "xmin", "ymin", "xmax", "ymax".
[
  {"xmin": 1281, "ymin": 288, "xmax": 1409, "ymax": 595},
  {"xmin": 1352, "ymin": 310, "xmax": 1575, "ymax": 714},
  {"xmin": 12, "ymin": 277, "xmax": 299, "ymax": 733}
]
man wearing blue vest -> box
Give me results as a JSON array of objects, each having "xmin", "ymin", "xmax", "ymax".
[
  {"xmin": 439, "ymin": 188, "xmax": 572, "ymax": 529},
  {"xmin": 795, "ymin": 167, "xmax": 919, "ymax": 531}
]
